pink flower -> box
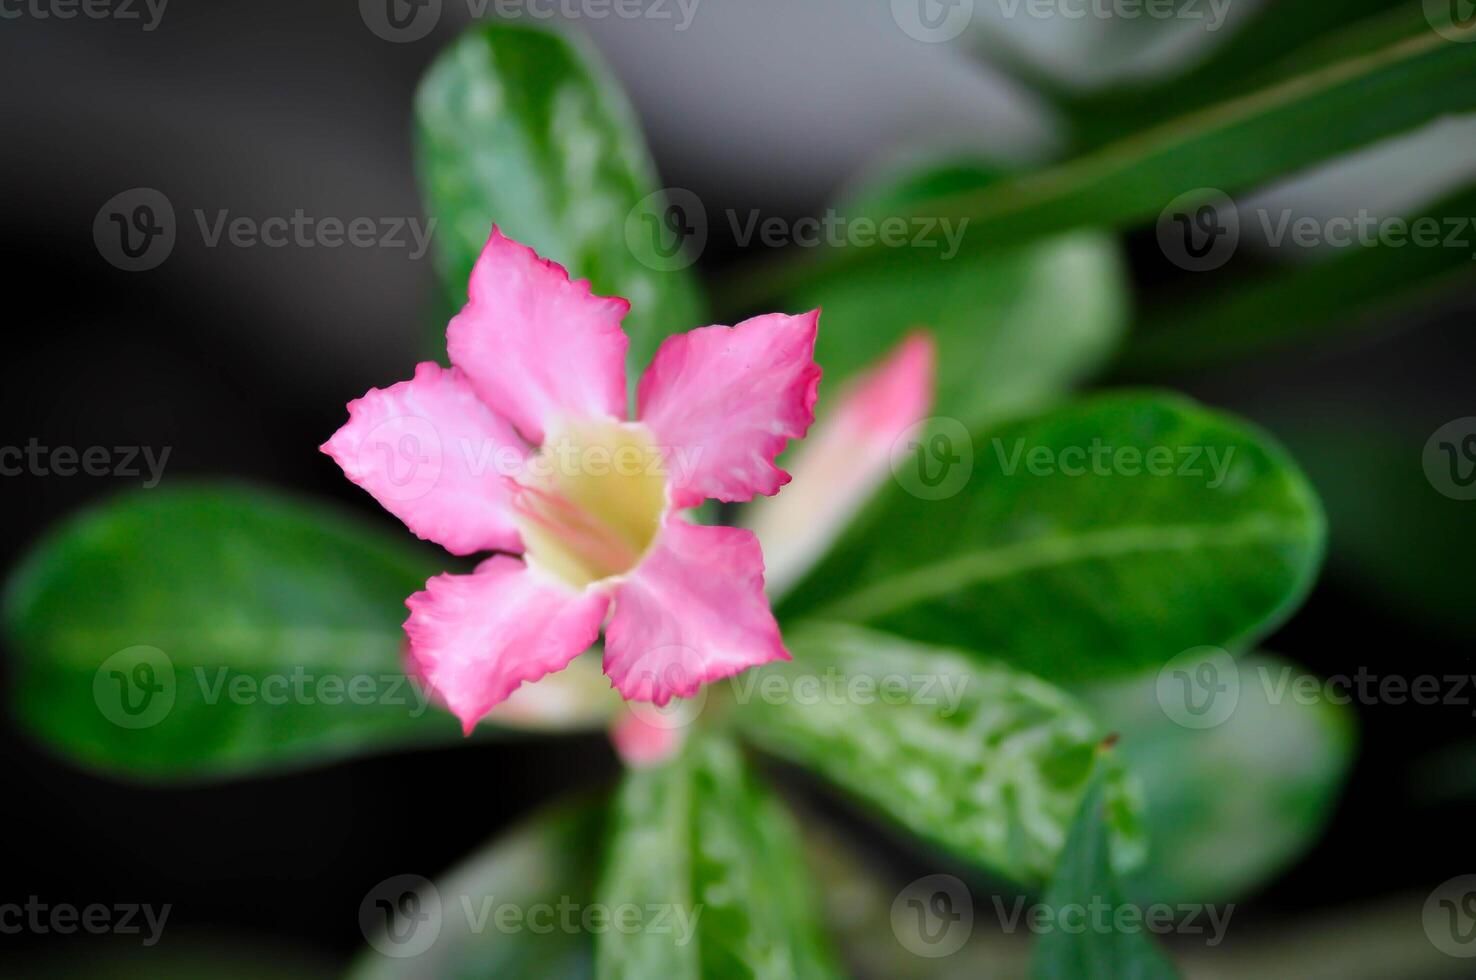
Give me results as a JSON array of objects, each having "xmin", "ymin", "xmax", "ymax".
[{"xmin": 322, "ymin": 228, "xmax": 821, "ymax": 733}]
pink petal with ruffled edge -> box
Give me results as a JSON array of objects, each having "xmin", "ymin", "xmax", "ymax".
[
  {"xmin": 603, "ymin": 518, "xmax": 788, "ymax": 705},
  {"xmin": 321, "ymin": 362, "xmax": 530, "ymax": 556},
  {"xmin": 447, "ymin": 228, "xmax": 630, "ymax": 445},
  {"xmin": 405, "ymin": 556, "xmax": 610, "ymax": 733},
  {"xmin": 744, "ymin": 331, "xmax": 935, "ymax": 596},
  {"xmin": 636, "ymin": 310, "xmax": 821, "ymax": 508}
]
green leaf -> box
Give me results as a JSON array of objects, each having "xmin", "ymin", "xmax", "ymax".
[
  {"xmin": 737, "ymin": 11, "xmax": 1476, "ymax": 300},
  {"xmin": 416, "ymin": 21, "xmax": 704, "ymax": 386},
  {"xmin": 791, "ymin": 162, "xmax": 1128, "ymax": 428},
  {"xmin": 1116, "ymin": 181, "xmax": 1476, "ymax": 375},
  {"xmin": 595, "ymin": 735, "xmax": 842, "ymax": 979},
  {"xmin": 1, "ymin": 483, "xmax": 469, "ymax": 779},
  {"xmin": 778, "ymin": 392, "xmax": 1325, "ymax": 681},
  {"xmin": 733, "ymin": 622, "xmax": 1144, "ymax": 886},
  {"xmin": 1032, "ymin": 768, "xmax": 1181, "ymax": 979},
  {"xmin": 1082, "ymin": 653, "xmax": 1355, "ymax": 906},
  {"xmin": 349, "ymin": 797, "xmax": 604, "ymax": 980}
]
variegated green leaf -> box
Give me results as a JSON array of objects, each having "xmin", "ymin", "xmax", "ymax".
[
  {"xmin": 596, "ymin": 736, "xmax": 842, "ymax": 980},
  {"xmin": 733, "ymin": 622, "xmax": 1144, "ymax": 886}
]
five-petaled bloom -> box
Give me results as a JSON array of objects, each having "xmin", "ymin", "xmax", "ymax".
[{"xmin": 323, "ymin": 228, "xmax": 821, "ymax": 733}]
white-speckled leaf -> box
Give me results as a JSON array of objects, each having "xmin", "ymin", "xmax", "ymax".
[{"xmin": 733, "ymin": 622, "xmax": 1144, "ymax": 886}]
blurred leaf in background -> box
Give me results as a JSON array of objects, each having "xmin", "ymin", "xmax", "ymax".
[{"xmin": 1082, "ymin": 653, "xmax": 1355, "ymax": 906}]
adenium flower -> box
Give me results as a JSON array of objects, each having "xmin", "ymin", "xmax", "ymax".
[{"xmin": 322, "ymin": 228, "xmax": 821, "ymax": 733}]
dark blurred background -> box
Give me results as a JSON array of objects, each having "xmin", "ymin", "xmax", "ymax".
[{"xmin": 3, "ymin": 0, "xmax": 1474, "ymax": 974}]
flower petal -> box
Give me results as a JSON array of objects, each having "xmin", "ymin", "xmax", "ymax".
[
  {"xmin": 603, "ymin": 519, "xmax": 788, "ymax": 704},
  {"xmin": 636, "ymin": 310, "xmax": 821, "ymax": 507},
  {"xmin": 447, "ymin": 227, "xmax": 630, "ymax": 444},
  {"xmin": 321, "ymin": 362, "xmax": 530, "ymax": 555},
  {"xmin": 743, "ymin": 331, "xmax": 935, "ymax": 596},
  {"xmin": 405, "ymin": 556, "xmax": 610, "ymax": 733},
  {"xmin": 609, "ymin": 710, "xmax": 685, "ymax": 768}
]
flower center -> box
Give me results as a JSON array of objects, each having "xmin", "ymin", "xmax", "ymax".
[{"xmin": 511, "ymin": 419, "xmax": 668, "ymax": 589}]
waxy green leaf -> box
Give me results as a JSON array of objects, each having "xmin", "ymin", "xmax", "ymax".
[
  {"xmin": 1032, "ymin": 769, "xmax": 1181, "ymax": 979},
  {"xmin": 780, "ymin": 393, "xmax": 1325, "ymax": 681},
  {"xmin": 734, "ymin": 622, "xmax": 1144, "ymax": 886},
  {"xmin": 2, "ymin": 484, "xmax": 467, "ymax": 778}
]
